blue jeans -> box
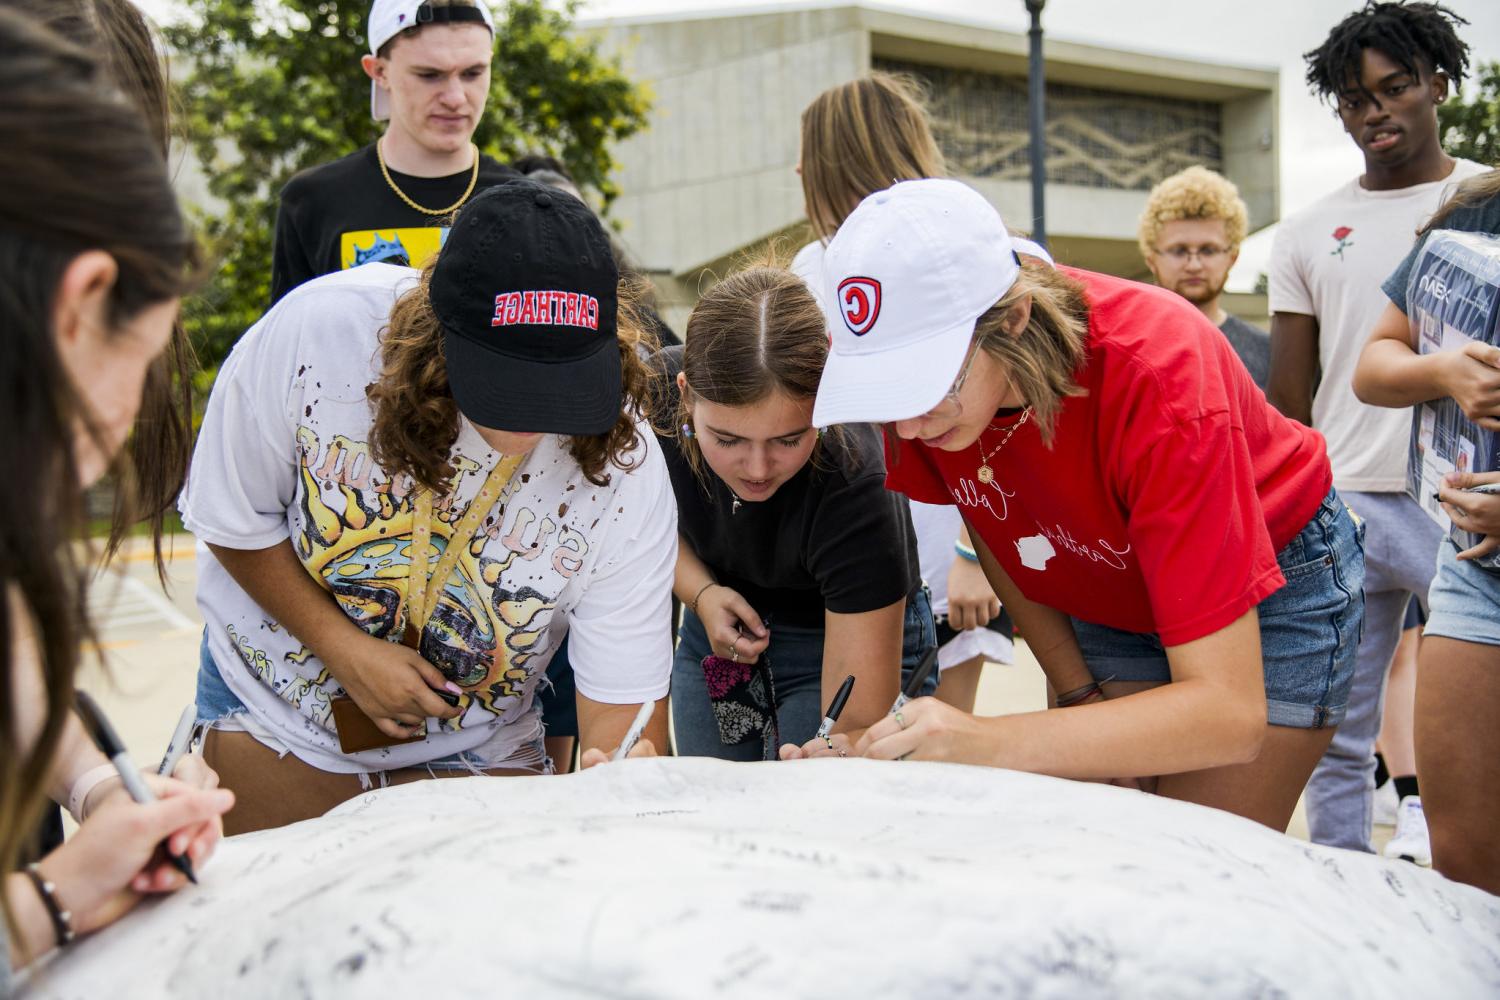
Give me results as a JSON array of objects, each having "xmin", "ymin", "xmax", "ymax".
[
  {"xmin": 1070, "ymin": 489, "xmax": 1365, "ymax": 729},
  {"xmin": 671, "ymin": 589, "xmax": 938, "ymax": 760}
]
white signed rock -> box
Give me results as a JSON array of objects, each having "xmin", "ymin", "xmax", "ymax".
[{"xmin": 20, "ymin": 758, "xmax": 1500, "ymax": 999}]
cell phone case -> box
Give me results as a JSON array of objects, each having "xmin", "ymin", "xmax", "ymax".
[
  {"xmin": 329, "ymin": 695, "xmax": 424, "ymax": 754},
  {"xmin": 700, "ymin": 653, "xmax": 779, "ymax": 761}
]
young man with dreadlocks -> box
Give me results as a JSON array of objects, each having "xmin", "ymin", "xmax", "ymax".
[{"xmin": 1267, "ymin": 1, "xmax": 1485, "ymax": 856}]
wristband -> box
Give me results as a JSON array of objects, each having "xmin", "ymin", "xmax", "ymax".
[
  {"xmin": 954, "ymin": 541, "xmax": 979, "ymax": 563},
  {"xmin": 67, "ymin": 763, "xmax": 120, "ymax": 825},
  {"xmin": 1056, "ymin": 675, "xmax": 1115, "ymax": 708},
  {"xmin": 689, "ymin": 581, "xmax": 718, "ymax": 616},
  {"xmin": 23, "ymin": 863, "xmax": 75, "ymax": 948}
]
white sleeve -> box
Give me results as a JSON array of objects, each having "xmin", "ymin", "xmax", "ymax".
[
  {"xmin": 177, "ymin": 310, "xmax": 302, "ymax": 550},
  {"xmin": 565, "ymin": 434, "xmax": 678, "ymax": 704},
  {"xmin": 1267, "ymin": 219, "xmax": 1314, "ymax": 316},
  {"xmin": 791, "ymin": 241, "xmax": 835, "ymax": 333}
]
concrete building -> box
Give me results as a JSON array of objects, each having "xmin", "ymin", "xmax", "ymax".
[{"xmin": 578, "ymin": 2, "xmax": 1279, "ymax": 332}]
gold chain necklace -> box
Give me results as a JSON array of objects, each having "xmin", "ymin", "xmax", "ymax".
[
  {"xmin": 976, "ymin": 407, "xmax": 1032, "ymax": 485},
  {"xmin": 377, "ymin": 138, "xmax": 480, "ymax": 216}
]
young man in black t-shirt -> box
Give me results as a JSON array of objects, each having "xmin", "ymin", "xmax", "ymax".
[{"xmin": 269, "ymin": 0, "xmax": 517, "ymax": 303}]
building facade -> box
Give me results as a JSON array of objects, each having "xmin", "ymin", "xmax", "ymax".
[{"xmin": 580, "ymin": 3, "xmax": 1279, "ymax": 331}]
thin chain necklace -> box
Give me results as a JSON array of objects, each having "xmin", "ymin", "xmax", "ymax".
[
  {"xmin": 377, "ymin": 138, "xmax": 480, "ymax": 216},
  {"xmin": 976, "ymin": 407, "xmax": 1032, "ymax": 485}
]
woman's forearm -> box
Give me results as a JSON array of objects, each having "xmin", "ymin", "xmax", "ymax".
[
  {"xmin": 672, "ymin": 533, "xmax": 716, "ymax": 608},
  {"xmin": 979, "ymin": 677, "xmax": 1265, "ymax": 778},
  {"xmin": 822, "ymin": 601, "xmax": 905, "ymax": 732},
  {"xmin": 1353, "ymin": 337, "xmax": 1452, "ymax": 407},
  {"xmin": 206, "ymin": 540, "xmax": 364, "ymax": 664},
  {"xmin": 5, "ymin": 871, "xmax": 57, "ymax": 969}
]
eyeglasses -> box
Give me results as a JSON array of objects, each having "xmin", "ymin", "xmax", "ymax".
[
  {"xmin": 928, "ymin": 340, "xmax": 982, "ymax": 420},
  {"xmin": 1155, "ymin": 245, "xmax": 1230, "ymax": 262}
]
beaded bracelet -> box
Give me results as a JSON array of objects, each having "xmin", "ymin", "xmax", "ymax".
[
  {"xmin": 23, "ymin": 863, "xmax": 75, "ymax": 948},
  {"xmin": 953, "ymin": 541, "xmax": 979, "ymax": 563}
]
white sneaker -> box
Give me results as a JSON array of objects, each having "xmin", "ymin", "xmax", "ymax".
[
  {"xmin": 1383, "ymin": 796, "xmax": 1432, "ymax": 866},
  {"xmin": 1373, "ymin": 779, "xmax": 1399, "ymax": 827}
]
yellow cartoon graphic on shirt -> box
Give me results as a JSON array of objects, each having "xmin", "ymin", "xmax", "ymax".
[
  {"xmin": 284, "ymin": 424, "xmax": 583, "ymax": 727},
  {"xmin": 340, "ymin": 227, "xmax": 448, "ymax": 271}
]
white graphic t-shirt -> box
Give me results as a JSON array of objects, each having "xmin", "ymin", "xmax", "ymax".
[
  {"xmin": 180, "ymin": 264, "xmax": 676, "ymax": 773},
  {"xmin": 1269, "ymin": 159, "xmax": 1486, "ymax": 492}
]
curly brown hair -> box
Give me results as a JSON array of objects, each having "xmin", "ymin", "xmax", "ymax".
[{"xmin": 368, "ymin": 261, "xmax": 658, "ymax": 493}]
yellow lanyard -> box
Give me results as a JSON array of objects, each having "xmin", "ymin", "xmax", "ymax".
[{"xmin": 406, "ymin": 454, "xmax": 524, "ymax": 634}]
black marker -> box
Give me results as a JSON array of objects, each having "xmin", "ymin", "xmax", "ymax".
[
  {"xmin": 74, "ymin": 691, "xmax": 198, "ymax": 884},
  {"xmin": 1434, "ymin": 482, "xmax": 1500, "ymax": 501},
  {"xmin": 814, "ymin": 675, "xmax": 856, "ymax": 743},
  {"xmin": 890, "ymin": 646, "xmax": 940, "ymax": 714}
]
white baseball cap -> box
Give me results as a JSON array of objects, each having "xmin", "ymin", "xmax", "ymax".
[
  {"xmin": 811, "ymin": 178, "xmax": 1023, "ymax": 428},
  {"xmin": 367, "ymin": 0, "xmax": 495, "ymax": 122}
]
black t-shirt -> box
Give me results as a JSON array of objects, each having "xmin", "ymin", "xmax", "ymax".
[
  {"xmin": 651, "ymin": 345, "xmax": 920, "ymax": 628},
  {"xmin": 270, "ymin": 143, "xmax": 518, "ymax": 304}
]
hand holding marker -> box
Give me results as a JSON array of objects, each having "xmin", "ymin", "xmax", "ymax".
[
  {"xmin": 814, "ymin": 675, "xmax": 856, "ymax": 754},
  {"xmin": 74, "ymin": 691, "xmax": 198, "ymax": 884},
  {"xmin": 889, "ymin": 646, "xmax": 941, "ymax": 761},
  {"xmin": 612, "ymin": 701, "xmax": 655, "ymax": 761}
]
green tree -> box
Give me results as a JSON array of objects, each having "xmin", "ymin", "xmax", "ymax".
[
  {"xmin": 162, "ymin": 0, "xmax": 650, "ymax": 369},
  {"xmin": 1440, "ymin": 59, "xmax": 1499, "ymax": 165}
]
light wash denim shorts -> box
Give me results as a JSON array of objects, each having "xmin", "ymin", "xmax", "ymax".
[
  {"xmin": 1425, "ymin": 539, "xmax": 1500, "ymax": 647},
  {"xmin": 1070, "ymin": 489, "xmax": 1365, "ymax": 729},
  {"xmin": 195, "ymin": 632, "xmax": 542, "ymax": 771}
]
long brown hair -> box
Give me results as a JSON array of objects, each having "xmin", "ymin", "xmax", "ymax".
[
  {"xmin": 0, "ymin": 9, "xmax": 197, "ymax": 926},
  {"xmin": 800, "ymin": 72, "xmax": 946, "ymax": 242},
  {"xmin": 1422, "ymin": 166, "xmax": 1500, "ymax": 233},
  {"xmin": 9, "ymin": 0, "xmax": 197, "ymax": 578},
  {"xmin": 974, "ymin": 259, "xmax": 1091, "ymax": 447},
  {"xmin": 368, "ymin": 264, "xmax": 657, "ymax": 492},
  {"xmin": 667, "ymin": 265, "xmax": 848, "ymax": 486}
]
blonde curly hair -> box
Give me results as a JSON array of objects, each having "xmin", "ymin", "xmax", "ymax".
[{"xmin": 1137, "ymin": 166, "xmax": 1248, "ymax": 262}]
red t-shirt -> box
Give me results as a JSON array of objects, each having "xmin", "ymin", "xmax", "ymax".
[{"xmin": 887, "ymin": 267, "xmax": 1332, "ymax": 646}]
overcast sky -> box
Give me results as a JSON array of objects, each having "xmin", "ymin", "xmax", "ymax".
[{"xmin": 143, "ymin": 0, "xmax": 1498, "ymax": 288}]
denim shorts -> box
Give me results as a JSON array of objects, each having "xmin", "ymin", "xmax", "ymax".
[
  {"xmin": 195, "ymin": 631, "xmax": 527, "ymax": 771},
  {"xmin": 1070, "ymin": 489, "xmax": 1365, "ymax": 729},
  {"xmin": 1425, "ymin": 539, "xmax": 1500, "ymax": 647}
]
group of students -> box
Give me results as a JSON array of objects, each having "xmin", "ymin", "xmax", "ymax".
[{"xmin": 3, "ymin": 0, "xmax": 1498, "ymax": 984}]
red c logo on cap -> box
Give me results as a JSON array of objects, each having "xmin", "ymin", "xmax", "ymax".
[{"xmin": 838, "ymin": 277, "xmax": 882, "ymax": 336}]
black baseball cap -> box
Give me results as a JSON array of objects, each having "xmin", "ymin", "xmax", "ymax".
[{"xmin": 431, "ymin": 179, "xmax": 622, "ymax": 436}]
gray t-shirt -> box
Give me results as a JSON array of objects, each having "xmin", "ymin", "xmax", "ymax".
[{"xmin": 1218, "ymin": 314, "xmax": 1271, "ymax": 391}]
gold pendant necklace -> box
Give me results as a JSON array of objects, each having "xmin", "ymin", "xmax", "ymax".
[
  {"xmin": 377, "ymin": 138, "xmax": 481, "ymax": 217},
  {"xmin": 976, "ymin": 407, "xmax": 1032, "ymax": 485}
]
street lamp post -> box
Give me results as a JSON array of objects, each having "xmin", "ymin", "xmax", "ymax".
[{"xmin": 1025, "ymin": 0, "xmax": 1047, "ymax": 246}]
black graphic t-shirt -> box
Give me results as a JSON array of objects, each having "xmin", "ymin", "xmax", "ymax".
[
  {"xmin": 650, "ymin": 345, "xmax": 921, "ymax": 628},
  {"xmin": 270, "ymin": 143, "xmax": 518, "ymax": 304}
]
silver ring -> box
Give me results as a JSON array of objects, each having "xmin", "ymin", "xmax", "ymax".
[{"xmin": 894, "ymin": 710, "xmax": 907, "ymax": 730}]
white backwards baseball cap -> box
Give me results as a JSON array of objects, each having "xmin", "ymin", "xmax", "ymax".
[
  {"xmin": 367, "ymin": 0, "xmax": 495, "ymax": 121},
  {"xmin": 812, "ymin": 178, "xmax": 1025, "ymax": 428}
]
